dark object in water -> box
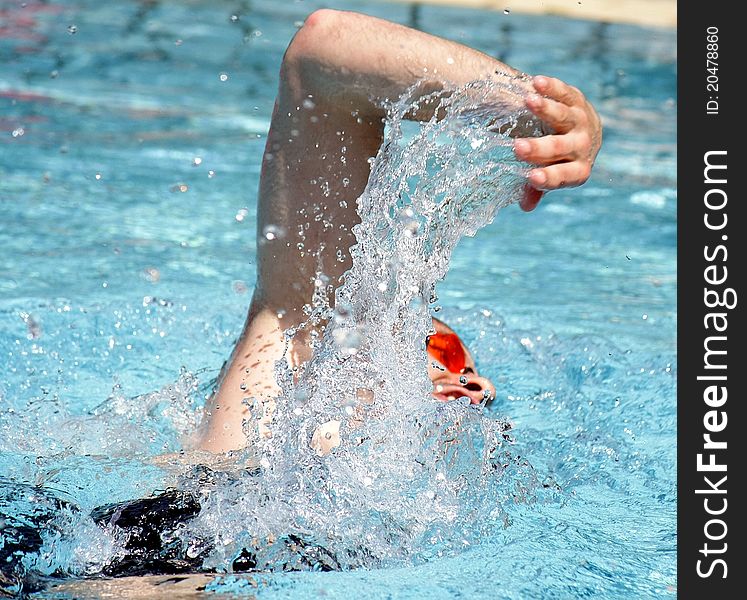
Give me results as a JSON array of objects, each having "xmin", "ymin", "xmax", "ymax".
[
  {"xmin": 0, "ymin": 483, "xmax": 204, "ymax": 595},
  {"xmin": 1, "ymin": 479, "xmax": 340, "ymax": 597},
  {"xmin": 90, "ymin": 489, "xmax": 203, "ymax": 577},
  {"xmin": 90, "ymin": 489, "xmax": 339, "ymax": 576},
  {"xmin": 0, "ymin": 479, "xmax": 77, "ymax": 597}
]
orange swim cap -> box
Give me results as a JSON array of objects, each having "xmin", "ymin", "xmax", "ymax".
[{"xmin": 426, "ymin": 332, "xmax": 466, "ymax": 374}]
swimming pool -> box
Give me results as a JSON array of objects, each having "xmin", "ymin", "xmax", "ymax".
[{"xmin": 1, "ymin": 0, "xmax": 676, "ymax": 597}]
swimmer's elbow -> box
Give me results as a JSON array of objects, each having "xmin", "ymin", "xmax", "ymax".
[
  {"xmin": 279, "ymin": 9, "xmax": 388, "ymax": 115},
  {"xmin": 303, "ymin": 8, "xmax": 342, "ymax": 30},
  {"xmin": 284, "ymin": 9, "xmax": 343, "ymax": 67}
]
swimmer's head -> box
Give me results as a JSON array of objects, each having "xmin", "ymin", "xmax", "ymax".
[{"xmin": 426, "ymin": 318, "xmax": 496, "ymax": 405}]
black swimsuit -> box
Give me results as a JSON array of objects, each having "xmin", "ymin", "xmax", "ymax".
[{"xmin": 1, "ymin": 477, "xmax": 338, "ymax": 597}]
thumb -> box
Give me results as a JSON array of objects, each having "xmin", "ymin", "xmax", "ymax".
[{"xmin": 520, "ymin": 184, "xmax": 544, "ymax": 212}]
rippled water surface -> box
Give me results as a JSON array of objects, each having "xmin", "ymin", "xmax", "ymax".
[{"xmin": 1, "ymin": 0, "xmax": 675, "ymax": 598}]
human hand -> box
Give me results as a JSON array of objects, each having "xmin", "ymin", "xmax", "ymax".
[
  {"xmin": 430, "ymin": 370, "xmax": 496, "ymax": 405},
  {"xmin": 514, "ymin": 75, "xmax": 603, "ymax": 211}
]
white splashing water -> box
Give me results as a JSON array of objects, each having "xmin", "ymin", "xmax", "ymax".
[
  {"xmin": 7, "ymin": 77, "xmax": 552, "ymax": 579},
  {"xmin": 179, "ymin": 77, "xmax": 550, "ymax": 571}
]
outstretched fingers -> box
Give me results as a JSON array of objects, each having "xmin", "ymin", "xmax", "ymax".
[
  {"xmin": 526, "ymin": 94, "xmax": 577, "ymax": 134},
  {"xmin": 513, "ymin": 74, "xmax": 602, "ymax": 201},
  {"xmin": 519, "ymin": 184, "xmax": 544, "ymax": 212},
  {"xmin": 514, "ymin": 134, "xmax": 581, "ymax": 164},
  {"xmin": 528, "ymin": 161, "xmax": 592, "ymax": 192},
  {"xmin": 533, "ymin": 75, "xmax": 586, "ymax": 108}
]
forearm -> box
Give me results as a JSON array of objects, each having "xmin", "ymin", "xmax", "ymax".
[{"xmin": 283, "ymin": 9, "xmax": 528, "ymax": 119}]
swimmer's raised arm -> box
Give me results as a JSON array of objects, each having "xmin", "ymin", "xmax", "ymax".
[
  {"xmin": 196, "ymin": 10, "xmax": 600, "ymax": 453},
  {"xmin": 282, "ymin": 9, "xmax": 602, "ymax": 208},
  {"xmin": 283, "ymin": 9, "xmax": 521, "ymax": 119}
]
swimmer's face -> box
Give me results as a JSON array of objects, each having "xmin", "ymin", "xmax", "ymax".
[{"xmin": 426, "ymin": 319, "xmax": 496, "ymax": 405}]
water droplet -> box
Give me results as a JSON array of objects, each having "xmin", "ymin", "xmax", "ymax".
[
  {"xmin": 302, "ymin": 98, "xmax": 316, "ymax": 110},
  {"xmin": 192, "ymin": 156, "xmax": 202, "ymax": 166},
  {"xmin": 174, "ymin": 39, "xmax": 183, "ymax": 46},
  {"xmin": 95, "ymin": 173, "xmax": 102, "ymax": 180},
  {"xmin": 503, "ymin": 8, "xmax": 510, "ymax": 15},
  {"xmin": 67, "ymin": 25, "xmax": 77, "ymax": 34},
  {"xmin": 263, "ymin": 224, "xmax": 287, "ymax": 240},
  {"xmin": 11, "ymin": 127, "xmax": 24, "ymax": 138},
  {"xmin": 397, "ymin": 206, "xmax": 420, "ymax": 237},
  {"xmin": 186, "ymin": 543, "xmax": 203, "ymax": 558},
  {"xmin": 235, "ymin": 208, "xmax": 249, "ymax": 222},
  {"xmin": 208, "ymin": 170, "xmax": 216, "ymax": 178},
  {"xmin": 642, "ymin": 314, "xmax": 648, "ymax": 320},
  {"xmin": 230, "ymin": 14, "xmax": 240, "ymax": 22},
  {"xmin": 219, "ymin": 72, "xmax": 229, "ymax": 82},
  {"xmin": 334, "ymin": 302, "xmax": 352, "ymax": 323},
  {"xmin": 142, "ymin": 267, "xmax": 160, "ymax": 283},
  {"xmin": 49, "ymin": 70, "xmax": 59, "ymax": 79},
  {"xmin": 332, "ymin": 328, "xmax": 362, "ymax": 356}
]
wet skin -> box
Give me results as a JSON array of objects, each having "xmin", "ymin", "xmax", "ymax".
[
  {"xmin": 195, "ymin": 9, "xmax": 601, "ymax": 454},
  {"xmin": 428, "ymin": 318, "xmax": 496, "ymax": 405}
]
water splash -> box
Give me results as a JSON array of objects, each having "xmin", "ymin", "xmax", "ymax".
[
  {"xmin": 1, "ymin": 78, "xmax": 552, "ymax": 585},
  {"xmin": 180, "ymin": 78, "xmax": 548, "ymax": 570}
]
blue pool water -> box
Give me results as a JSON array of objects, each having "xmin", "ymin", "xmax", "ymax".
[{"xmin": 1, "ymin": 0, "xmax": 675, "ymax": 598}]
